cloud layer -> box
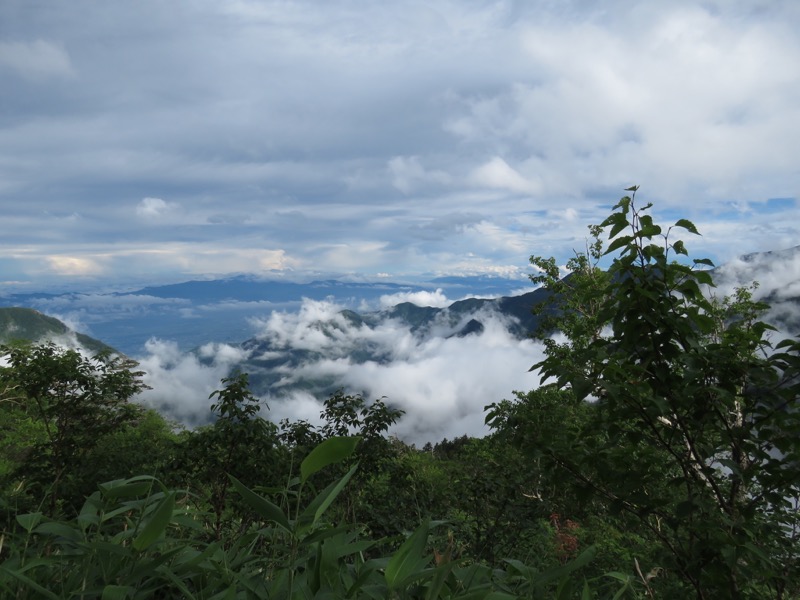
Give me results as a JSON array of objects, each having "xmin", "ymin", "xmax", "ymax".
[
  {"xmin": 134, "ymin": 296, "xmax": 543, "ymax": 444},
  {"xmin": 1, "ymin": 1, "xmax": 798, "ymax": 290}
]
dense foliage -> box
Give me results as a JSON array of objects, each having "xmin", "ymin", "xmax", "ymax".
[
  {"xmin": 490, "ymin": 188, "xmax": 800, "ymax": 598},
  {"xmin": 1, "ymin": 188, "xmax": 798, "ymax": 598}
]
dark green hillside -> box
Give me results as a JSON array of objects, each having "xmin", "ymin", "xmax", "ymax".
[{"xmin": 0, "ymin": 307, "xmax": 115, "ymax": 354}]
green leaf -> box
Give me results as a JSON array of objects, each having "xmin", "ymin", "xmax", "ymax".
[
  {"xmin": 78, "ymin": 492, "xmax": 102, "ymax": 528},
  {"xmin": 346, "ymin": 558, "xmax": 385, "ymax": 598},
  {"xmin": 425, "ymin": 561, "xmax": 455, "ymax": 600},
  {"xmin": 299, "ymin": 463, "xmax": 359, "ymax": 531},
  {"xmin": 672, "ymin": 240, "xmax": 687, "ymax": 255},
  {"xmin": 301, "ymin": 436, "xmax": 360, "ymax": 483},
  {"xmin": 129, "ymin": 546, "xmax": 184, "ymax": 579},
  {"xmin": 157, "ymin": 566, "xmax": 198, "ymax": 599},
  {"xmin": 16, "ymin": 512, "xmax": 43, "ymax": 533},
  {"xmin": 604, "ymin": 235, "xmax": 633, "ymax": 255},
  {"xmin": 608, "ymin": 215, "xmax": 629, "ymax": 239},
  {"xmin": 535, "ymin": 546, "xmax": 597, "ymax": 586},
  {"xmin": 638, "ymin": 224, "xmax": 662, "ymax": 238},
  {"xmin": 675, "ymin": 218, "xmax": 700, "ymax": 234},
  {"xmin": 230, "ymin": 475, "xmax": 292, "ymax": 534},
  {"xmin": 694, "ymin": 270, "xmax": 714, "ymax": 286},
  {"xmin": 385, "ymin": 520, "xmax": 430, "ymax": 590},
  {"xmin": 613, "ymin": 196, "xmax": 632, "ymax": 215},
  {"xmin": 102, "ymin": 585, "xmax": 135, "ymax": 600},
  {"xmin": 503, "ymin": 557, "xmax": 535, "ymax": 578},
  {"xmin": 100, "ymin": 479, "xmax": 154, "ymax": 500},
  {"xmin": 624, "ymin": 185, "xmax": 639, "ymax": 191},
  {"xmin": 0, "ymin": 566, "xmax": 60, "ymax": 600},
  {"xmin": 133, "ymin": 491, "xmax": 175, "ymax": 551},
  {"xmin": 678, "ymin": 279, "xmax": 702, "ymax": 300},
  {"xmin": 582, "ymin": 579, "xmax": 592, "ymax": 600},
  {"xmin": 693, "ymin": 257, "xmax": 714, "ymax": 267},
  {"xmin": 34, "ymin": 522, "xmax": 82, "ymax": 541}
]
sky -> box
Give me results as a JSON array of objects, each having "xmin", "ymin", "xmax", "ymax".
[{"xmin": 2, "ymin": 0, "xmax": 800, "ymax": 292}]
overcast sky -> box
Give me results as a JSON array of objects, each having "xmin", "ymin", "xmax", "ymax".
[{"xmin": 2, "ymin": 0, "xmax": 799, "ymax": 291}]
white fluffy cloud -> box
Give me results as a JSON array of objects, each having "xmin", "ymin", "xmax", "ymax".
[
  {"xmin": 127, "ymin": 293, "xmax": 545, "ymax": 443},
  {"xmin": 46, "ymin": 256, "xmax": 106, "ymax": 276},
  {"xmin": 242, "ymin": 298, "xmax": 542, "ymax": 443},
  {"xmin": 136, "ymin": 197, "xmax": 176, "ymax": 218},
  {"xmin": 340, "ymin": 315, "xmax": 543, "ymax": 443},
  {"xmin": 718, "ymin": 248, "xmax": 800, "ymax": 300},
  {"xmin": 388, "ymin": 156, "xmax": 451, "ymax": 194},
  {"xmin": 135, "ymin": 339, "xmax": 250, "ymax": 424},
  {"xmin": 378, "ymin": 288, "xmax": 451, "ymax": 309},
  {"xmin": 470, "ymin": 157, "xmax": 541, "ymax": 195}
]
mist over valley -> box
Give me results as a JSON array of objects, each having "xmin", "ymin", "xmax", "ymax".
[{"xmin": 3, "ymin": 246, "xmax": 799, "ymax": 444}]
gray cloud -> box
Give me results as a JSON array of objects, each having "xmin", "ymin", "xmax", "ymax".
[
  {"xmin": 1, "ymin": 1, "xmax": 799, "ymax": 288},
  {"xmin": 0, "ymin": 39, "xmax": 74, "ymax": 80}
]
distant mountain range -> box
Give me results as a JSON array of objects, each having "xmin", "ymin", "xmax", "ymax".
[
  {"xmin": 0, "ymin": 274, "xmax": 529, "ymax": 355},
  {"xmin": 127, "ymin": 275, "xmax": 525, "ymax": 304},
  {"xmin": 1, "ymin": 246, "xmax": 798, "ymax": 360}
]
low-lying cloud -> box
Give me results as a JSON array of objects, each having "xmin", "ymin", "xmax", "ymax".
[
  {"xmin": 135, "ymin": 339, "xmax": 249, "ymax": 425},
  {"xmin": 378, "ymin": 288, "xmax": 451, "ymax": 309},
  {"xmin": 253, "ymin": 300, "xmax": 544, "ymax": 444},
  {"xmin": 714, "ymin": 245, "xmax": 800, "ymax": 341},
  {"xmin": 715, "ymin": 246, "xmax": 800, "ymax": 302},
  {"xmin": 131, "ymin": 297, "xmax": 545, "ymax": 444}
]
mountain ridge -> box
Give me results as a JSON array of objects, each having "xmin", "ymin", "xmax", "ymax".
[{"xmin": 0, "ymin": 307, "xmax": 116, "ymax": 355}]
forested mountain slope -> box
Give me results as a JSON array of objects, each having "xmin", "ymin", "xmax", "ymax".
[{"xmin": 0, "ymin": 307, "xmax": 115, "ymax": 354}]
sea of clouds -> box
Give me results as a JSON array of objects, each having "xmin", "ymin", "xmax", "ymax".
[{"xmin": 134, "ymin": 291, "xmax": 546, "ymax": 445}]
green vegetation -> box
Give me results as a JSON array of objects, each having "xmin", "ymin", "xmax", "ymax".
[
  {"xmin": 1, "ymin": 189, "xmax": 798, "ymax": 598},
  {"xmin": 0, "ymin": 307, "xmax": 115, "ymax": 354}
]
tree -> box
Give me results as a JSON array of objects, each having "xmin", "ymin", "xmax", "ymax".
[
  {"xmin": 319, "ymin": 390, "xmax": 404, "ymax": 471},
  {"xmin": 496, "ymin": 188, "xmax": 800, "ymax": 598},
  {"xmin": 177, "ymin": 373, "xmax": 281, "ymax": 541},
  {"xmin": 0, "ymin": 342, "xmax": 146, "ymax": 516},
  {"xmin": 310, "ymin": 390, "xmax": 405, "ymax": 530},
  {"xmin": 84, "ymin": 406, "xmax": 180, "ymax": 486}
]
